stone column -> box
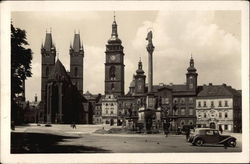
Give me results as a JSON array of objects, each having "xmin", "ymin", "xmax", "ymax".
[{"xmin": 146, "ymin": 31, "xmax": 155, "ymax": 93}]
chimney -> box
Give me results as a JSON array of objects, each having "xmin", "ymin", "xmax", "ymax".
[
  {"xmin": 169, "ymin": 83, "xmax": 173, "ymax": 86},
  {"xmin": 209, "ymin": 83, "xmax": 213, "ymax": 86},
  {"xmin": 222, "ymin": 83, "xmax": 227, "ymax": 87}
]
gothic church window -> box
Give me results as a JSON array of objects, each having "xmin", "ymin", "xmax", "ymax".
[
  {"xmin": 74, "ymin": 67, "xmax": 78, "ymax": 77},
  {"xmin": 46, "ymin": 67, "xmax": 49, "ymax": 76},
  {"xmin": 110, "ymin": 66, "xmax": 116, "ymax": 80}
]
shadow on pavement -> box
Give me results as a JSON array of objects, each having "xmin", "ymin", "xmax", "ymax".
[{"xmin": 11, "ymin": 132, "xmax": 111, "ymax": 153}]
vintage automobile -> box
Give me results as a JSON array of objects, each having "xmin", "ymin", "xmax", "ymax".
[{"xmin": 188, "ymin": 128, "xmax": 237, "ymax": 147}]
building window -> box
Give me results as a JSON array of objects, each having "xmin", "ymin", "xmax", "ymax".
[
  {"xmin": 111, "ymin": 83, "xmax": 114, "ymax": 90},
  {"xmin": 219, "ymin": 112, "xmax": 222, "ymax": 118},
  {"xmin": 224, "ymin": 124, "xmax": 228, "ymax": 130},
  {"xmin": 198, "ymin": 101, "xmax": 201, "ymax": 107},
  {"xmin": 174, "ymin": 109, "xmax": 178, "ymax": 115},
  {"xmin": 204, "ymin": 113, "xmax": 207, "ymax": 118},
  {"xmin": 74, "ymin": 67, "xmax": 78, "ymax": 77},
  {"xmin": 181, "ymin": 108, "xmax": 185, "ymax": 115},
  {"xmin": 162, "ymin": 98, "xmax": 169, "ymax": 104},
  {"xmin": 181, "ymin": 98, "xmax": 185, "ymax": 104},
  {"xmin": 203, "ymin": 101, "xmax": 207, "ymax": 107},
  {"xmin": 225, "ymin": 101, "xmax": 228, "ymax": 107},
  {"xmin": 106, "ymin": 103, "xmax": 108, "ymax": 106},
  {"xmin": 111, "ymin": 110, "xmax": 113, "ymax": 115},
  {"xmin": 46, "ymin": 67, "xmax": 49, "ymax": 76},
  {"xmin": 173, "ymin": 98, "xmax": 178, "ymax": 104},
  {"xmin": 219, "ymin": 101, "xmax": 222, "ymax": 107},
  {"xmin": 111, "ymin": 103, "xmax": 113, "ymax": 106},
  {"xmin": 225, "ymin": 112, "xmax": 228, "ymax": 118},
  {"xmin": 211, "ymin": 101, "xmax": 214, "ymax": 107},
  {"xmin": 110, "ymin": 66, "xmax": 116, "ymax": 80},
  {"xmin": 189, "ymin": 108, "xmax": 193, "ymax": 115},
  {"xmin": 189, "ymin": 98, "xmax": 193, "ymax": 104},
  {"xmin": 106, "ymin": 110, "xmax": 108, "ymax": 114}
]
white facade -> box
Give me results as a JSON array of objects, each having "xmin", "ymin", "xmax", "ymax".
[
  {"xmin": 196, "ymin": 98, "xmax": 234, "ymax": 131},
  {"xmin": 101, "ymin": 94, "xmax": 118, "ymax": 125}
]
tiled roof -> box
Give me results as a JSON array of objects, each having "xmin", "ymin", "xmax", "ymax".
[
  {"xmin": 171, "ymin": 84, "xmax": 188, "ymax": 92},
  {"xmin": 197, "ymin": 84, "xmax": 240, "ymax": 97}
]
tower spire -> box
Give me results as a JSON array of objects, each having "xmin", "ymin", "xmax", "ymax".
[{"xmin": 111, "ymin": 11, "xmax": 118, "ymax": 38}]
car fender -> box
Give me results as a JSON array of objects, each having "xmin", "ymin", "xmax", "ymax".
[
  {"xmin": 219, "ymin": 136, "xmax": 236, "ymax": 144},
  {"xmin": 192, "ymin": 136, "xmax": 202, "ymax": 144}
]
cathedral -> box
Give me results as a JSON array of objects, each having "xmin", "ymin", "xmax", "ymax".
[{"xmin": 40, "ymin": 32, "xmax": 88, "ymax": 124}]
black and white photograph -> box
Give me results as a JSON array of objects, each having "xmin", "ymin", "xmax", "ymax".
[{"xmin": 1, "ymin": 1, "xmax": 249, "ymax": 163}]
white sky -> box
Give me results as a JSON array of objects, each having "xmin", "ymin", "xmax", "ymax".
[{"xmin": 12, "ymin": 11, "xmax": 241, "ymax": 101}]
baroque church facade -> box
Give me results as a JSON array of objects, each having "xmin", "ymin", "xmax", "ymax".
[{"xmin": 40, "ymin": 32, "xmax": 88, "ymax": 124}]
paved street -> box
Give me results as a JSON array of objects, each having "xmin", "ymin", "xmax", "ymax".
[{"xmin": 12, "ymin": 124, "xmax": 242, "ymax": 153}]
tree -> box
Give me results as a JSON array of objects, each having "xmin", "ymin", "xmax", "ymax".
[{"xmin": 11, "ymin": 22, "xmax": 32, "ymax": 124}]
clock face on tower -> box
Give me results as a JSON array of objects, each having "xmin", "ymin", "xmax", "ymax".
[{"xmin": 110, "ymin": 55, "xmax": 116, "ymax": 61}]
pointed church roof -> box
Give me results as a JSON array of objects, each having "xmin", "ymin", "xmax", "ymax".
[
  {"xmin": 72, "ymin": 33, "xmax": 82, "ymax": 52},
  {"xmin": 48, "ymin": 59, "xmax": 71, "ymax": 83},
  {"xmin": 44, "ymin": 32, "xmax": 55, "ymax": 51}
]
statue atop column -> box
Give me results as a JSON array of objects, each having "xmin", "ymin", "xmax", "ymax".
[{"xmin": 146, "ymin": 31, "xmax": 155, "ymax": 53}]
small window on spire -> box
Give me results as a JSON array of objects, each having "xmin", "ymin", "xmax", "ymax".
[{"xmin": 110, "ymin": 66, "xmax": 116, "ymax": 80}]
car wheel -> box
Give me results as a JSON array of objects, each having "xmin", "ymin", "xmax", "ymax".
[
  {"xmin": 228, "ymin": 140, "xmax": 236, "ymax": 147},
  {"xmin": 195, "ymin": 139, "xmax": 204, "ymax": 146}
]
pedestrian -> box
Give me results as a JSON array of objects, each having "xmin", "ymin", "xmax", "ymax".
[
  {"xmin": 185, "ymin": 128, "xmax": 190, "ymax": 141},
  {"xmin": 219, "ymin": 125, "xmax": 223, "ymax": 134},
  {"xmin": 72, "ymin": 122, "xmax": 76, "ymax": 129},
  {"xmin": 176, "ymin": 127, "xmax": 181, "ymax": 135}
]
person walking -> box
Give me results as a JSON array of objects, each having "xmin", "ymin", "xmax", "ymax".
[
  {"xmin": 185, "ymin": 128, "xmax": 190, "ymax": 141},
  {"xmin": 219, "ymin": 125, "xmax": 223, "ymax": 134}
]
